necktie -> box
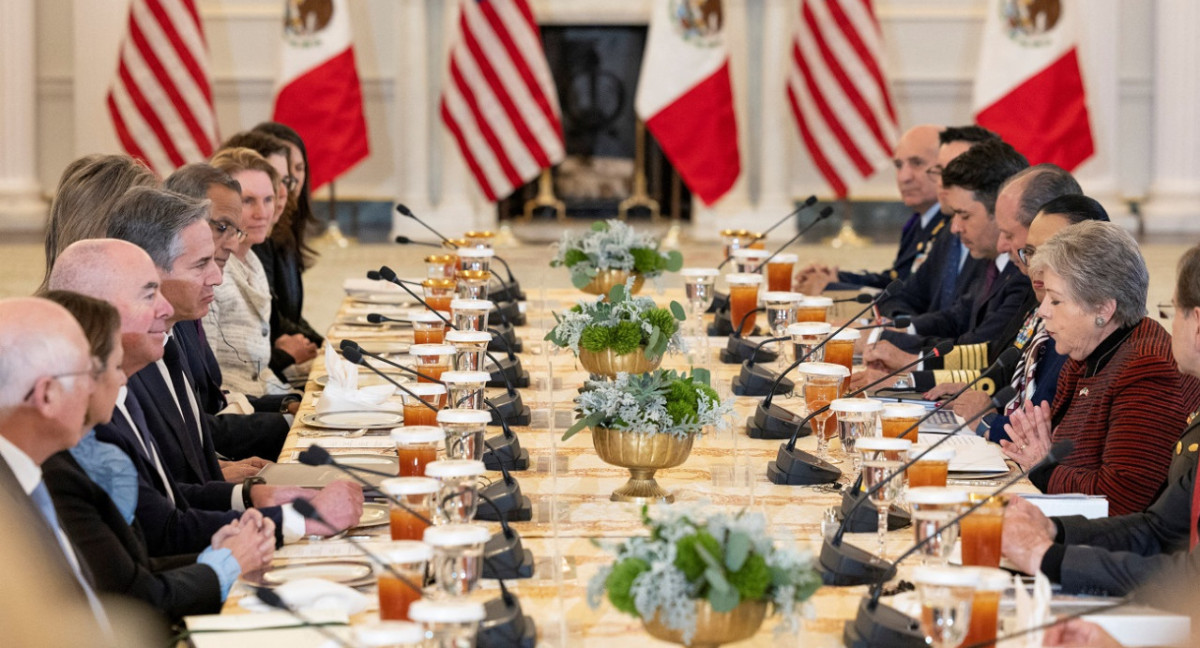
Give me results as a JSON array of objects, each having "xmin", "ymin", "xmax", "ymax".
[
  {"xmin": 936, "ymin": 238, "xmax": 962, "ymax": 311},
  {"xmin": 30, "ymin": 481, "xmax": 111, "ymax": 630},
  {"xmin": 161, "ymin": 336, "xmax": 203, "ymax": 448},
  {"xmin": 977, "ymin": 262, "xmax": 1000, "ymax": 310},
  {"xmin": 121, "ymin": 392, "xmax": 177, "ymax": 505}
]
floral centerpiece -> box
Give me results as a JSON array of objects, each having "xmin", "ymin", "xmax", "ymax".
[
  {"xmin": 588, "ymin": 504, "xmax": 822, "ymax": 647},
  {"xmin": 546, "ymin": 282, "xmax": 686, "ymax": 377},
  {"xmin": 563, "ymin": 369, "xmax": 732, "ymax": 502},
  {"xmin": 551, "ymin": 219, "xmax": 684, "ymax": 293}
]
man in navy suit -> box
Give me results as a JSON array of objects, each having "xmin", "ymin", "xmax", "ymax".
[{"xmin": 48, "ymin": 237, "xmax": 361, "ymax": 556}]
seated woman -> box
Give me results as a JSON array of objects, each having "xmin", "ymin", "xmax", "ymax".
[
  {"xmin": 203, "ymin": 148, "xmax": 300, "ymax": 397},
  {"xmin": 1002, "ymin": 220, "xmax": 1200, "ymax": 515},
  {"xmin": 39, "ymin": 290, "xmax": 273, "ymax": 621}
]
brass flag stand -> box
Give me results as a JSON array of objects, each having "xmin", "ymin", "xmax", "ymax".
[{"xmin": 618, "ymin": 120, "xmax": 660, "ymax": 221}]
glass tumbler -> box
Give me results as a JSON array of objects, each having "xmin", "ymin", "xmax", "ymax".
[
  {"xmin": 408, "ymin": 598, "xmax": 486, "ymax": 648},
  {"xmin": 456, "ymin": 246, "xmax": 494, "ymax": 274},
  {"xmin": 788, "ymin": 321, "xmax": 831, "ymax": 363},
  {"xmin": 907, "ymin": 487, "xmax": 968, "ymax": 566},
  {"xmin": 726, "ymin": 273, "xmax": 763, "ymax": 337},
  {"xmin": 445, "ymin": 330, "xmax": 491, "ymax": 372},
  {"xmin": 913, "ymin": 566, "xmax": 979, "ymax": 648},
  {"xmin": 766, "ymin": 253, "xmax": 798, "ymax": 292},
  {"xmin": 412, "ymin": 311, "xmax": 449, "ymax": 345},
  {"xmin": 830, "ymin": 397, "xmax": 883, "ymax": 475},
  {"xmin": 795, "ymin": 295, "xmax": 833, "ymax": 323},
  {"xmin": 391, "ymin": 425, "xmax": 444, "ymax": 476},
  {"xmin": 422, "ymin": 278, "xmax": 457, "ymax": 313},
  {"xmin": 424, "ymin": 255, "xmax": 457, "ymax": 280},
  {"xmin": 732, "ymin": 248, "xmax": 772, "ymax": 274},
  {"xmin": 881, "ymin": 402, "xmax": 927, "ymax": 444},
  {"xmin": 422, "ymin": 524, "xmax": 492, "ymax": 597},
  {"xmin": 454, "ymin": 270, "xmax": 491, "ymax": 301},
  {"xmin": 375, "ymin": 540, "xmax": 432, "ymax": 621},
  {"xmin": 399, "ymin": 384, "xmax": 446, "ymax": 427},
  {"xmin": 797, "ymin": 362, "xmax": 850, "ymax": 462},
  {"xmin": 440, "ymin": 371, "xmax": 489, "ymax": 411},
  {"xmin": 436, "ymin": 408, "xmax": 491, "ymax": 461},
  {"xmin": 450, "ymin": 299, "xmax": 493, "ymax": 332},
  {"xmin": 410, "ymin": 344, "xmax": 456, "ymax": 384},
  {"xmin": 423, "ymin": 459, "xmax": 485, "ymax": 524},
  {"xmin": 380, "ymin": 477, "xmax": 438, "ymax": 541}
]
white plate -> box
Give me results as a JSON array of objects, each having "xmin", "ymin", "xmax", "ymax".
[
  {"xmin": 244, "ymin": 561, "xmax": 375, "ymax": 589},
  {"xmin": 351, "ymin": 292, "xmax": 418, "ymax": 305},
  {"xmin": 302, "ymin": 410, "xmax": 404, "ymax": 430},
  {"xmin": 313, "ymin": 371, "xmax": 412, "ymax": 388},
  {"xmin": 334, "ymin": 314, "xmax": 409, "ymax": 328},
  {"xmin": 355, "ymin": 501, "xmax": 390, "ymax": 528},
  {"xmin": 354, "ymin": 341, "xmax": 412, "ymax": 355}
]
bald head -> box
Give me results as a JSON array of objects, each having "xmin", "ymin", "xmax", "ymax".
[
  {"xmin": 893, "ymin": 124, "xmax": 943, "ymax": 212},
  {"xmin": 0, "ymin": 298, "xmax": 93, "ymax": 462},
  {"xmin": 49, "ymin": 239, "xmax": 174, "ymax": 375}
]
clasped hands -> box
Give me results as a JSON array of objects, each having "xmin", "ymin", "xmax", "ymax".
[{"xmin": 1000, "ymin": 400, "xmax": 1054, "ymax": 469}]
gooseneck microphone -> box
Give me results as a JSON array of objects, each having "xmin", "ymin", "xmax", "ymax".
[
  {"xmin": 841, "ymin": 439, "xmax": 1076, "ymax": 648},
  {"xmin": 818, "ymin": 387, "xmax": 1017, "ymax": 587},
  {"xmin": 377, "ymin": 267, "xmax": 457, "ymax": 326},
  {"xmin": 855, "ymin": 315, "xmax": 912, "ymax": 331},
  {"xmin": 396, "ymin": 203, "xmax": 453, "ymax": 245},
  {"xmin": 714, "ymin": 195, "xmax": 818, "ymax": 271},
  {"xmin": 750, "ymin": 206, "xmax": 835, "ymax": 272},
  {"xmin": 340, "ymin": 345, "xmax": 440, "ymax": 413},
  {"xmin": 393, "ymin": 235, "xmax": 444, "ymax": 248}
]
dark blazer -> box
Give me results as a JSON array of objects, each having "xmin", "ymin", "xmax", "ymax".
[
  {"xmin": 881, "ymin": 259, "xmax": 1032, "ymax": 354},
  {"xmin": 254, "ymin": 240, "xmax": 322, "ymax": 380},
  {"xmin": 172, "ymin": 321, "xmax": 290, "ymax": 461},
  {"xmin": 881, "ymin": 226, "xmax": 985, "ymax": 317},
  {"xmin": 127, "ymin": 367, "xmax": 229, "ymax": 497},
  {"xmin": 837, "ymin": 209, "xmax": 948, "ymax": 290},
  {"xmin": 1039, "ymin": 415, "xmax": 1200, "ymax": 597},
  {"xmin": 43, "ymin": 451, "xmax": 223, "ymax": 620}
]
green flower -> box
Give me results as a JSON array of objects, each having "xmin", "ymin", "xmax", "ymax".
[
  {"xmin": 644, "ymin": 307, "xmax": 678, "ymax": 338},
  {"xmin": 630, "ymin": 247, "xmax": 664, "ymax": 274},
  {"xmin": 666, "ymin": 400, "xmax": 697, "ymax": 427},
  {"xmin": 674, "ymin": 531, "xmax": 721, "ymax": 582},
  {"xmin": 606, "ymin": 558, "xmax": 650, "ymax": 615},
  {"xmin": 563, "ymin": 248, "xmax": 589, "ymax": 267},
  {"xmin": 727, "ymin": 553, "xmax": 771, "ymax": 601},
  {"xmin": 579, "ymin": 325, "xmax": 613, "ymax": 352},
  {"xmin": 609, "ymin": 320, "xmax": 643, "ymax": 355}
]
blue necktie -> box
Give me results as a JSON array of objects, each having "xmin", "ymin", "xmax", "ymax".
[
  {"xmin": 31, "ymin": 481, "xmax": 111, "ymax": 630},
  {"xmin": 937, "ymin": 240, "xmax": 962, "ymax": 311}
]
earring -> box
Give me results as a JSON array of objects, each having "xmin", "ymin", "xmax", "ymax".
[{"xmin": 1095, "ymin": 316, "xmax": 1106, "ymax": 327}]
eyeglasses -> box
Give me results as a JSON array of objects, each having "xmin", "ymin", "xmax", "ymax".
[
  {"xmin": 1017, "ymin": 245, "xmax": 1037, "ymax": 266},
  {"xmin": 208, "ymin": 218, "xmax": 246, "ymax": 242},
  {"xmin": 281, "ymin": 175, "xmax": 298, "ymax": 190},
  {"xmin": 22, "ymin": 361, "xmax": 100, "ymax": 401},
  {"xmin": 925, "ymin": 165, "xmax": 943, "ymax": 179},
  {"xmin": 1158, "ymin": 302, "xmax": 1176, "ymax": 319}
]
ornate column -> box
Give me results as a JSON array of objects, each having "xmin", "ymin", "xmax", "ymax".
[
  {"xmin": 1143, "ymin": 0, "xmax": 1200, "ymax": 232},
  {"xmin": 753, "ymin": 0, "xmax": 795, "ymax": 221},
  {"xmin": 391, "ymin": 0, "xmax": 434, "ymax": 239},
  {"xmin": 0, "ymin": 0, "xmax": 47, "ymax": 231}
]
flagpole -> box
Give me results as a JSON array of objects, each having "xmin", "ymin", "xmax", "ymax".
[{"xmin": 320, "ymin": 180, "xmax": 351, "ymax": 248}]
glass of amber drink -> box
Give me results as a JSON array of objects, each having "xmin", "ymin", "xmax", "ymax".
[
  {"xmin": 766, "ymin": 253, "xmax": 798, "ymax": 292},
  {"xmin": 798, "ymin": 362, "xmax": 851, "ymax": 462},
  {"xmin": 720, "ymin": 229, "xmax": 765, "ymax": 257},
  {"xmin": 795, "ymin": 296, "xmax": 833, "ymax": 322},
  {"xmin": 381, "ymin": 477, "xmax": 438, "ymax": 540},
  {"xmin": 376, "ymin": 541, "xmax": 432, "ymax": 621},
  {"xmin": 399, "ymin": 384, "xmax": 445, "ymax": 429},
  {"xmin": 391, "ymin": 425, "xmax": 444, "ymax": 476},
  {"xmin": 788, "ymin": 321, "xmax": 831, "ymax": 363},
  {"xmin": 825, "ymin": 329, "xmax": 859, "ymax": 390},
  {"xmin": 411, "ymin": 311, "xmax": 448, "ymax": 345},
  {"xmin": 410, "ymin": 344, "xmax": 455, "ymax": 383},
  {"xmin": 881, "ymin": 402, "xmax": 926, "ymax": 444},
  {"xmin": 908, "ymin": 448, "xmax": 954, "ymax": 488},
  {"xmin": 726, "ymin": 273, "xmax": 763, "ymax": 336},
  {"xmin": 962, "ymin": 567, "xmax": 1009, "ymax": 647},
  {"xmin": 422, "ymin": 278, "xmax": 457, "ymax": 313},
  {"xmin": 961, "ymin": 493, "xmax": 1007, "ymax": 568}
]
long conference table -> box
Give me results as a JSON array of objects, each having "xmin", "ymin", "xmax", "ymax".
[{"xmin": 217, "ymin": 286, "xmax": 1036, "ymax": 647}]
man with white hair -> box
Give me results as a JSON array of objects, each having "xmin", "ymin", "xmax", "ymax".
[
  {"xmin": 0, "ymin": 297, "xmax": 110, "ymax": 634},
  {"xmin": 48, "ymin": 239, "xmax": 362, "ymax": 556}
]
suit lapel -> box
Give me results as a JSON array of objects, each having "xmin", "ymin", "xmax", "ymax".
[{"xmin": 128, "ymin": 371, "xmax": 207, "ymax": 484}]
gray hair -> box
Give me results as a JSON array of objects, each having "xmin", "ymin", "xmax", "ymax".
[
  {"xmin": 1030, "ymin": 220, "xmax": 1148, "ymax": 326},
  {"xmin": 1001, "ymin": 164, "xmax": 1082, "ymax": 226},
  {"xmin": 106, "ymin": 187, "xmax": 210, "ymax": 271},
  {"xmin": 0, "ymin": 298, "xmax": 87, "ymax": 412},
  {"xmin": 164, "ymin": 163, "xmax": 241, "ymax": 199}
]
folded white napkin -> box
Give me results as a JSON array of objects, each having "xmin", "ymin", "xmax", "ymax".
[
  {"xmin": 315, "ymin": 345, "xmax": 395, "ymax": 414},
  {"xmin": 185, "ymin": 609, "xmax": 351, "ymax": 648},
  {"xmin": 237, "ymin": 578, "xmax": 368, "ymax": 616},
  {"xmin": 1012, "ymin": 572, "xmax": 1052, "ymax": 647},
  {"xmin": 343, "ymin": 278, "xmax": 401, "ymax": 295}
]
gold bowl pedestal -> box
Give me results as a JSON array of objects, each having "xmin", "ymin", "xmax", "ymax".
[
  {"xmin": 643, "ymin": 600, "xmax": 769, "ymax": 648},
  {"xmin": 581, "ymin": 269, "xmax": 645, "ymax": 296},
  {"xmin": 591, "ymin": 427, "xmax": 694, "ymax": 503},
  {"xmin": 577, "ymin": 348, "xmax": 662, "ymax": 379}
]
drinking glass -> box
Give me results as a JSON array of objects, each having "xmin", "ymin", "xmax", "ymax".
[
  {"xmin": 680, "ymin": 267, "xmax": 719, "ymax": 341},
  {"xmin": 961, "ymin": 494, "xmax": 1007, "ymax": 567},
  {"xmin": 913, "ymin": 566, "xmax": 979, "ymax": 648},
  {"xmin": 963, "ymin": 567, "xmax": 1010, "ymax": 647},
  {"xmin": 399, "ymin": 384, "xmax": 446, "ymax": 427},
  {"xmin": 454, "ymin": 270, "xmax": 491, "ymax": 300},
  {"xmin": 422, "ymin": 278, "xmax": 457, "ymax": 313},
  {"xmin": 830, "ymin": 397, "xmax": 882, "ymax": 476},
  {"xmin": 444, "ymin": 330, "xmax": 491, "ymax": 372},
  {"xmin": 881, "ymin": 402, "xmax": 927, "ymax": 444},
  {"xmin": 391, "ymin": 425, "xmax": 444, "ymax": 476},
  {"xmin": 424, "ymin": 460, "xmax": 485, "ymax": 524},
  {"xmin": 424, "ymin": 254, "xmax": 457, "ymax": 280},
  {"xmin": 795, "ymin": 296, "xmax": 833, "ymax": 323},
  {"xmin": 450, "ymin": 299, "xmax": 493, "ymax": 332},
  {"xmin": 422, "ymin": 524, "xmax": 491, "ymax": 597},
  {"xmin": 720, "ymin": 229, "xmax": 765, "ymax": 257},
  {"xmin": 463, "ymin": 230, "xmax": 494, "ymax": 249},
  {"xmin": 441, "ymin": 372, "xmax": 489, "ymax": 412},
  {"xmin": 412, "ymin": 311, "xmax": 449, "ymax": 344},
  {"xmin": 436, "ymin": 408, "xmax": 491, "ymax": 461},
  {"xmin": 761, "ymin": 291, "xmax": 802, "ymax": 369},
  {"xmin": 788, "ymin": 321, "xmax": 831, "ymax": 363},
  {"xmin": 375, "ymin": 541, "xmax": 432, "ymax": 621},
  {"xmin": 731, "ymin": 248, "xmax": 771, "ymax": 274},
  {"xmin": 409, "ymin": 599, "xmax": 486, "ymax": 648},
  {"xmin": 825, "ymin": 329, "xmax": 859, "ymax": 391},
  {"xmin": 797, "ymin": 362, "xmax": 850, "ymax": 463},
  {"xmin": 861, "ymin": 457, "xmax": 904, "ymax": 558},
  {"xmin": 766, "ymin": 253, "xmax": 798, "ymax": 292},
  {"xmin": 380, "ymin": 478, "xmax": 438, "ymax": 541},
  {"xmin": 410, "ymin": 344, "xmax": 456, "ymax": 383},
  {"xmin": 907, "ymin": 487, "xmax": 967, "ymax": 566},
  {"xmin": 857, "ymin": 437, "xmax": 912, "ymax": 554},
  {"xmin": 726, "ymin": 273, "xmax": 763, "ymax": 336},
  {"xmin": 908, "ymin": 448, "xmax": 955, "ymax": 487},
  {"xmin": 456, "ymin": 246, "xmax": 494, "ymax": 273}
]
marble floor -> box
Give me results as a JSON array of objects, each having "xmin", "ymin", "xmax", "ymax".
[{"xmin": 1, "ymin": 222, "xmax": 1192, "ymax": 333}]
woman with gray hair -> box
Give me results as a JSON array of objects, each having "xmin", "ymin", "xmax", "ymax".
[{"xmin": 1002, "ymin": 220, "xmax": 1200, "ymax": 515}]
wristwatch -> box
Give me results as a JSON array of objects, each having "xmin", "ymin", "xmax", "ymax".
[{"xmin": 242, "ymin": 475, "xmax": 266, "ymax": 509}]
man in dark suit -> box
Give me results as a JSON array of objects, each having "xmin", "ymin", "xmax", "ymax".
[
  {"xmin": 0, "ymin": 296, "xmax": 112, "ymax": 636},
  {"xmin": 999, "ymin": 242, "xmax": 1200, "ymax": 601},
  {"xmin": 870, "ymin": 139, "xmax": 1033, "ymax": 354},
  {"xmin": 47, "ymin": 237, "xmax": 362, "ymax": 556}
]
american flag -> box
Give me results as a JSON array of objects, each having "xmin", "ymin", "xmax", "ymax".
[
  {"xmin": 786, "ymin": 0, "xmax": 897, "ymax": 198},
  {"xmin": 107, "ymin": 0, "xmax": 219, "ymax": 178},
  {"xmin": 440, "ymin": 0, "xmax": 565, "ymax": 202}
]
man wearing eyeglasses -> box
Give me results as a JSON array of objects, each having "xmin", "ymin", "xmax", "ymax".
[{"xmin": 0, "ymin": 297, "xmax": 113, "ymax": 637}]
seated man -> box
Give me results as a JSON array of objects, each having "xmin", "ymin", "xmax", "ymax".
[{"xmin": 1000, "ymin": 242, "xmax": 1200, "ymax": 596}]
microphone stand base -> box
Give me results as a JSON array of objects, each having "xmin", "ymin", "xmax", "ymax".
[
  {"xmin": 839, "ymin": 489, "xmax": 911, "ymax": 532},
  {"xmin": 479, "ymin": 597, "xmax": 538, "ymax": 648},
  {"xmin": 488, "ymin": 302, "xmax": 525, "ymax": 327},
  {"xmin": 767, "ymin": 444, "xmax": 841, "ymax": 485},
  {"xmin": 488, "ymin": 334, "xmax": 523, "ymax": 354},
  {"xmin": 487, "ymin": 365, "xmax": 530, "ymax": 389},
  {"xmin": 842, "ymin": 597, "xmax": 925, "ymax": 648},
  {"xmin": 484, "ymin": 530, "xmax": 535, "ymax": 580},
  {"xmin": 483, "ymin": 548, "xmax": 535, "ymax": 580},
  {"xmin": 474, "ymin": 494, "xmax": 533, "ymax": 522},
  {"xmin": 817, "ymin": 537, "xmax": 896, "ymax": 586},
  {"xmin": 484, "ymin": 447, "xmax": 530, "ymax": 472},
  {"xmin": 731, "ymin": 362, "xmax": 792, "ymax": 396},
  {"xmin": 706, "ymin": 292, "xmax": 729, "ymax": 314},
  {"xmin": 747, "ymin": 401, "xmax": 811, "ymax": 439},
  {"xmin": 720, "ymin": 335, "xmax": 780, "ymax": 365}
]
